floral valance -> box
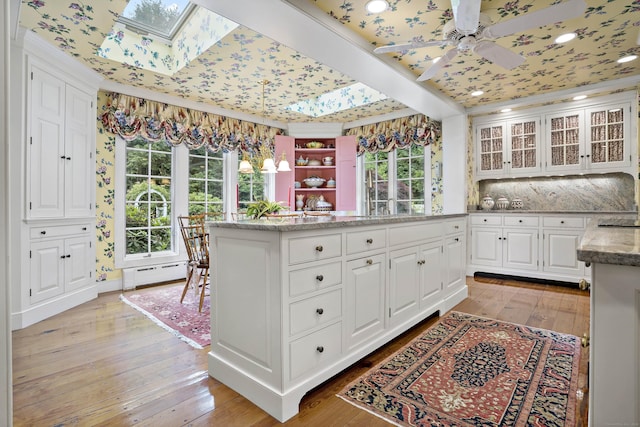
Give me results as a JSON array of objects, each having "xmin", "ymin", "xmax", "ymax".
[
  {"xmin": 100, "ymin": 92, "xmax": 284, "ymax": 154},
  {"xmin": 345, "ymin": 114, "xmax": 441, "ymax": 155}
]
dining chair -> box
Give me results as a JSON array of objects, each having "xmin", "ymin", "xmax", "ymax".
[{"xmin": 178, "ymin": 215, "xmax": 211, "ymax": 312}]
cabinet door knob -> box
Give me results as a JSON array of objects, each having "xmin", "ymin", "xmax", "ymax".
[
  {"xmin": 483, "ymin": 219, "xmax": 487, "ymax": 222},
  {"xmin": 454, "ymin": 225, "xmax": 459, "ymax": 229},
  {"xmin": 316, "ymin": 346, "xmax": 324, "ymax": 353},
  {"xmin": 454, "ymin": 237, "xmax": 459, "ymax": 242},
  {"xmin": 366, "ymin": 238, "xmax": 373, "ymax": 244},
  {"xmin": 60, "ymin": 156, "xmax": 66, "ymax": 159},
  {"xmin": 366, "ymin": 259, "xmax": 373, "ymax": 265},
  {"xmin": 560, "ymin": 220, "xmax": 565, "ymax": 224},
  {"xmin": 315, "ymin": 245, "xmax": 323, "ymax": 252},
  {"xmin": 82, "ymin": 227, "xmax": 87, "ymax": 231},
  {"xmin": 316, "ymin": 274, "xmax": 324, "ymax": 282},
  {"xmin": 316, "ymin": 308, "xmax": 324, "ymax": 315},
  {"xmin": 498, "ymin": 237, "xmax": 502, "ymax": 240},
  {"xmin": 519, "ymin": 220, "xmax": 523, "ymax": 223},
  {"xmin": 40, "ymin": 231, "xmax": 46, "ymax": 235}
]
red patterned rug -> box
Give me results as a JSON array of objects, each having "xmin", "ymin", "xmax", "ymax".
[
  {"xmin": 338, "ymin": 311, "xmax": 581, "ymax": 426},
  {"xmin": 120, "ymin": 283, "xmax": 210, "ymax": 349}
]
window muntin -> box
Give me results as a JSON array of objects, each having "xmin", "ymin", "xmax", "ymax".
[
  {"xmin": 188, "ymin": 147, "xmax": 224, "ymax": 215},
  {"xmin": 124, "ymin": 138, "xmax": 173, "ymax": 255}
]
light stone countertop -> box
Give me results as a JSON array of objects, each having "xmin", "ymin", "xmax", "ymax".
[
  {"xmin": 577, "ymin": 217, "xmax": 640, "ymax": 267},
  {"xmin": 468, "ymin": 210, "xmax": 638, "ymax": 215},
  {"xmin": 207, "ymin": 213, "xmax": 467, "ymax": 232}
]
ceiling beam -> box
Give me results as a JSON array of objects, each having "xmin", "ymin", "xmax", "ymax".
[{"xmin": 193, "ymin": 0, "xmax": 465, "ymax": 121}]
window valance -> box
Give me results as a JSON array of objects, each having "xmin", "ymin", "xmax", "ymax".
[
  {"xmin": 100, "ymin": 92, "xmax": 284, "ymax": 153},
  {"xmin": 345, "ymin": 114, "xmax": 441, "ymax": 155}
]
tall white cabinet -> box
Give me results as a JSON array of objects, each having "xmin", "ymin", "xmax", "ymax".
[{"xmin": 10, "ymin": 30, "xmax": 102, "ymax": 329}]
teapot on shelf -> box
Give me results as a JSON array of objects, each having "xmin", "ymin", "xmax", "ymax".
[{"xmin": 295, "ymin": 156, "xmax": 309, "ymax": 166}]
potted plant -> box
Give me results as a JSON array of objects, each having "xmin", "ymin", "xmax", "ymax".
[{"xmin": 245, "ymin": 200, "xmax": 283, "ymax": 219}]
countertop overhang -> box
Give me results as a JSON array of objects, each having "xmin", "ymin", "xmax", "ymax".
[
  {"xmin": 207, "ymin": 213, "xmax": 467, "ymax": 232},
  {"xmin": 577, "ymin": 216, "xmax": 640, "ymax": 267}
]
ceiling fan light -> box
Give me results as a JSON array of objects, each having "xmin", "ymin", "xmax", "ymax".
[
  {"xmin": 617, "ymin": 55, "xmax": 638, "ymax": 64},
  {"xmin": 554, "ymin": 33, "xmax": 576, "ymax": 44},
  {"xmin": 471, "ymin": 90, "xmax": 484, "ymax": 97},
  {"xmin": 365, "ymin": 0, "xmax": 389, "ymax": 14}
]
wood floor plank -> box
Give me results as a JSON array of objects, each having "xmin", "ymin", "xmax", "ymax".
[{"xmin": 13, "ymin": 277, "xmax": 589, "ymax": 426}]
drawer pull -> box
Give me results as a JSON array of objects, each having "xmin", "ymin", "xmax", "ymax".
[
  {"xmin": 315, "ymin": 245, "xmax": 323, "ymax": 252},
  {"xmin": 60, "ymin": 254, "xmax": 70, "ymax": 259},
  {"xmin": 316, "ymin": 274, "xmax": 324, "ymax": 282},
  {"xmin": 366, "ymin": 238, "xmax": 373, "ymax": 244},
  {"xmin": 316, "ymin": 346, "xmax": 324, "ymax": 353},
  {"xmin": 82, "ymin": 227, "xmax": 87, "ymax": 231},
  {"xmin": 366, "ymin": 259, "xmax": 373, "ymax": 265},
  {"xmin": 519, "ymin": 219, "xmax": 523, "ymax": 223},
  {"xmin": 560, "ymin": 220, "xmax": 565, "ymax": 224},
  {"xmin": 483, "ymin": 219, "xmax": 487, "ymax": 222},
  {"xmin": 40, "ymin": 231, "xmax": 46, "ymax": 235},
  {"xmin": 316, "ymin": 308, "xmax": 324, "ymax": 315},
  {"xmin": 454, "ymin": 225, "xmax": 459, "ymax": 229},
  {"xmin": 454, "ymin": 237, "xmax": 459, "ymax": 242}
]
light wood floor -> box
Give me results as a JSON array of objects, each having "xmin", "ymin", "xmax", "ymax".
[{"xmin": 13, "ymin": 276, "xmax": 589, "ymax": 426}]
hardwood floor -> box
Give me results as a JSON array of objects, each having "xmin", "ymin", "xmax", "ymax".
[{"xmin": 12, "ymin": 276, "xmax": 590, "ymax": 426}]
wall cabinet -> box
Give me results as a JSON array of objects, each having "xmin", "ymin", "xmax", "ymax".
[
  {"xmin": 474, "ymin": 92, "xmax": 636, "ymax": 180},
  {"xmin": 9, "ymin": 34, "xmax": 100, "ymax": 330},
  {"xmin": 275, "ymin": 135, "xmax": 356, "ymax": 211},
  {"xmin": 468, "ymin": 213, "xmax": 603, "ymax": 284},
  {"xmin": 208, "ymin": 215, "xmax": 467, "ymax": 422}
]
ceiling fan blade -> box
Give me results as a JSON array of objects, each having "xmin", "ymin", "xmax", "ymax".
[
  {"xmin": 484, "ymin": 0, "xmax": 587, "ymax": 39},
  {"xmin": 374, "ymin": 40, "xmax": 445, "ymax": 54},
  {"xmin": 417, "ymin": 48, "xmax": 458, "ymax": 81},
  {"xmin": 474, "ymin": 40, "xmax": 525, "ymax": 70},
  {"xmin": 450, "ymin": 0, "xmax": 482, "ymax": 34}
]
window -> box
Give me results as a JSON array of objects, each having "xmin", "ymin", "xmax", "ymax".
[
  {"xmin": 396, "ymin": 144, "xmax": 426, "ymax": 214},
  {"xmin": 363, "ymin": 151, "xmax": 389, "ymax": 215},
  {"xmin": 124, "ymin": 138, "xmax": 173, "ymax": 255},
  {"xmin": 188, "ymin": 147, "xmax": 224, "ymax": 215},
  {"xmin": 237, "ymin": 165, "xmax": 265, "ymax": 210}
]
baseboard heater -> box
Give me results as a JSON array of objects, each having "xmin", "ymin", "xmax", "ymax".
[{"xmin": 122, "ymin": 261, "xmax": 187, "ymax": 290}]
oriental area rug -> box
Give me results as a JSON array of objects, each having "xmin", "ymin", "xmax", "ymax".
[
  {"xmin": 338, "ymin": 311, "xmax": 581, "ymax": 426},
  {"xmin": 120, "ymin": 283, "xmax": 210, "ymax": 349}
]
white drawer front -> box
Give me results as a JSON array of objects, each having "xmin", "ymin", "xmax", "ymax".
[
  {"xmin": 470, "ymin": 215, "xmax": 502, "ymax": 226},
  {"xmin": 346, "ymin": 228, "xmax": 386, "ymax": 255},
  {"xmin": 289, "ymin": 289, "xmax": 342, "ymax": 336},
  {"xmin": 288, "ymin": 233, "xmax": 342, "ymax": 265},
  {"xmin": 30, "ymin": 224, "xmax": 91, "ymax": 239},
  {"xmin": 543, "ymin": 217, "xmax": 584, "ymax": 228},
  {"xmin": 444, "ymin": 219, "xmax": 466, "ymax": 235},
  {"xmin": 289, "ymin": 321, "xmax": 342, "ymax": 380},
  {"xmin": 503, "ymin": 216, "xmax": 539, "ymax": 227},
  {"xmin": 288, "ymin": 261, "xmax": 342, "ymax": 298},
  {"xmin": 389, "ymin": 222, "xmax": 442, "ymax": 246}
]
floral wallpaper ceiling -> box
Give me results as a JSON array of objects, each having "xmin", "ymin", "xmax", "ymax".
[{"xmin": 19, "ymin": 0, "xmax": 639, "ymax": 122}]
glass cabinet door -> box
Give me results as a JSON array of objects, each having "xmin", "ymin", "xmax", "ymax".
[
  {"xmin": 545, "ymin": 111, "xmax": 584, "ymax": 172},
  {"xmin": 586, "ymin": 104, "xmax": 629, "ymax": 169},
  {"xmin": 476, "ymin": 123, "xmax": 505, "ymax": 177},
  {"xmin": 507, "ymin": 117, "xmax": 540, "ymax": 175}
]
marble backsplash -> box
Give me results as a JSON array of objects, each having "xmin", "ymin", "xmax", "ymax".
[{"xmin": 477, "ymin": 173, "xmax": 636, "ymax": 211}]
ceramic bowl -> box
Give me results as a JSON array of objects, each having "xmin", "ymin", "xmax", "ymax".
[
  {"xmin": 303, "ymin": 177, "xmax": 326, "ymax": 188},
  {"xmin": 307, "ymin": 159, "xmax": 322, "ymax": 166},
  {"xmin": 306, "ymin": 142, "xmax": 324, "ymax": 149}
]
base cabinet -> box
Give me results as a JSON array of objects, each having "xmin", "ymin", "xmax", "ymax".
[{"xmin": 208, "ymin": 215, "xmax": 468, "ymax": 422}]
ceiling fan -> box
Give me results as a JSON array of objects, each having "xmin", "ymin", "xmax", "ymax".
[{"xmin": 374, "ymin": 0, "xmax": 587, "ymax": 81}]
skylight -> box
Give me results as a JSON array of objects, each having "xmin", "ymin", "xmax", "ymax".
[
  {"xmin": 285, "ymin": 83, "xmax": 388, "ymax": 117},
  {"xmin": 98, "ymin": 1, "xmax": 239, "ymax": 76}
]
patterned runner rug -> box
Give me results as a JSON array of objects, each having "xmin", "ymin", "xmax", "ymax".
[
  {"xmin": 120, "ymin": 283, "xmax": 210, "ymax": 349},
  {"xmin": 338, "ymin": 311, "xmax": 581, "ymax": 426}
]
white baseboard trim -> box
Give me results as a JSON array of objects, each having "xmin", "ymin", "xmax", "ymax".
[{"xmin": 97, "ymin": 278, "xmax": 123, "ymax": 294}]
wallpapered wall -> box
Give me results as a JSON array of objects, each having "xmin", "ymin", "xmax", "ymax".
[{"xmin": 93, "ymin": 91, "xmax": 445, "ymax": 284}]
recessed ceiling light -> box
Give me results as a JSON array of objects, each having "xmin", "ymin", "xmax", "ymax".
[
  {"xmin": 573, "ymin": 95, "xmax": 587, "ymax": 101},
  {"xmin": 554, "ymin": 33, "xmax": 576, "ymax": 44},
  {"xmin": 365, "ymin": 0, "xmax": 389, "ymax": 14},
  {"xmin": 500, "ymin": 108, "xmax": 512, "ymax": 113},
  {"xmin": 471, "ymin": 90, "xmax": 484, "ymax": 97},
  {"xmin": 617, "ymin": 55, "xmax": 638, "ymax": 64}
]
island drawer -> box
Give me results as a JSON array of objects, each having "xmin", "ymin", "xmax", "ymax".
[
  {"xmin": 503, "ymin": 216, "xmax": 539, "ymax": 227},
  {"xmin": 288, "ymin": 261, "xmax": 342, "ymax": 298},
  {"xmin": 543, "ymin": 217, "xmax": 584, "ymax": 228},
  {"xmin": 470, "ymin": 215, "xmax": 502, "ymax": 226},
  {"xmin": 289, "ymin": 289, "xmax": 342, "ymax": 337},
  {"xmin": 346, "ymin": 228, "xmax": 386, "ymax": 255},
  {"xmin": 444, "ymin": 219, "xmax": 466, "ymax": 235},
  {"xmin": 288, "ymin": 233, "xmax": 342, "ymax": 265},
  {"xmin": 389, "ymin": 222, "xmax": 442, "ymax": 246},
  {"xmin": 289, "ymin": 321, "xmax": 342, "ymax": 381}
]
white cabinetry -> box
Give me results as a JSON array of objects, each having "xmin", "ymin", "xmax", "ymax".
[
  {"xmin": 542, "ymin": 216, "xmax": 590, "ymax": 277},
  {"xmin": 474, "ymin": 92, "xmax": 636, "ymax": 180},
  {"xmin": 9, "ymin": 31, "xmax": 101, "ymax": 329},
  {"xmin": 208, "ymin": 215, "xmax": 467, "ymax": 422}
]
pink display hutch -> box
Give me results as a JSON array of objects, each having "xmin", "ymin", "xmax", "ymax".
[{"xmin": 274, "ymin": 135, "xmax": 356, "ymax": 212}]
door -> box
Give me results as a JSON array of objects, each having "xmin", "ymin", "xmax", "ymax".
[
  {"xmin": 470, "ymin": 227, "xmax": 502, "ymax": 267},
  {"xmin": 585, "ymin": 103, "xmax": 630, "ymax": 170},
  {"xmin": 507, "ymin": 117, "xmax": 541, "ymax": 176},
  {"xmin": 475, "ymin": 122, "xmax": 506, "ymax": 178},
  {"xmin": 335, "ymin": 136, "xmax": 357, "ymax": 211},
  {"xmin": 444, "ymin": 234, "xmax": 465, "ymax": 294},
  {"xmin": 419, "ymin": 241, "xmax": 442, "ymax": 310},
  {"xmin": 543, "ymin": 230, "xmax": 584, "ymax": 275},
  {"xmin": 502, "ymin": 228, "xmax": 538, "ymax": 271},
  {"xmin": 345, "ymin": 253, "xmax": 386, "ymax": 349},
  {"xmin": 388, "ymin": 246, "xmax": 420, "ymax": 327},
  {"xmin": 30, "ymin": 240, "xmax": 65, "ymax": 304},
  {"xmin": 64, "ymin": 236, "xmax": 91, "ymax": 292},
  {"xmin": 545, "ymin": 110, "xmax": 584, "ymax": 173}
]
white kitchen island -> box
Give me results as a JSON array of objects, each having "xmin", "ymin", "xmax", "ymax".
[
  {"xmin": 577, "ymin": 217, "xmax": 640, "ymax": 427},
  {"xmin": 207, "ymin": 214, "xmax": 467, "ymax": 422}
]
